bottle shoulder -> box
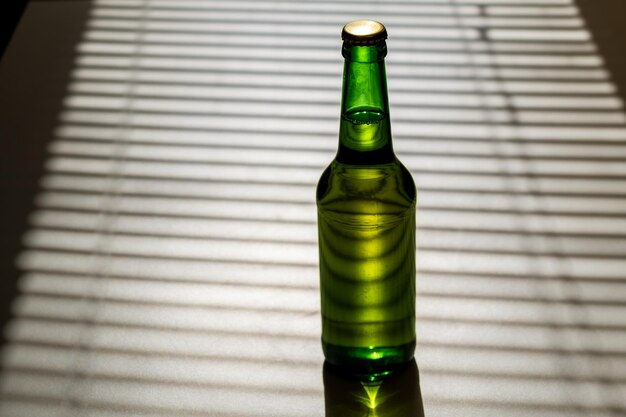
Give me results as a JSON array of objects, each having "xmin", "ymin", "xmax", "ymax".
[{"xmin": 316, "ymin": 158, "xmax": 416, "ymax": 211}]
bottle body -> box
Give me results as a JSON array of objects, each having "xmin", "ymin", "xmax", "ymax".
[{"xmin": 317, "ymin": 159, "xmax": 416, "ymax": 371}]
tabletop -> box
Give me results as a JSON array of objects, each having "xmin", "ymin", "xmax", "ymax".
[{"xmin": 0, "ymin": 1, "xmax": 625, "ymax": 416}]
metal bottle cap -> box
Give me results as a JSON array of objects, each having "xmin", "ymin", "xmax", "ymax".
[{"xmin": 341, "ymin": 20, "xmax": 387, "ymax": 45}]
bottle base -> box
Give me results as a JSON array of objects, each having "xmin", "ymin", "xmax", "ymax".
[{"xmin": 322, "ymin": 339, "xmax": 415, "ymax": 380}]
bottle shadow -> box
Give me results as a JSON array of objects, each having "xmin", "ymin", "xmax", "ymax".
[{"xmin": 323, "ymin": 359, "xmax": 425, "ymax": 417}]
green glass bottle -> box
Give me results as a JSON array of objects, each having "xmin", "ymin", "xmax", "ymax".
[{"xmin": 317, "ymin": 20, "xmax": 417, "ymax": 374}]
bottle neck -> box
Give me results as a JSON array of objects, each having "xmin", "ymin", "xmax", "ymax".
[{"xmin": 337, "ymin": 41, "xmax": 394, "ymax": 165}]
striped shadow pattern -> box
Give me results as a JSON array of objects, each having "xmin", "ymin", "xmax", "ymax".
[{"xmin": 2, "ymin": 0, "xmax": 626, "ymax": 416}]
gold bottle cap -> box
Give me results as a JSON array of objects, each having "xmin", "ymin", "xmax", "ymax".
[{"xmin": 342, "ymin": 20, "xmax": 387, "ymax": 45}]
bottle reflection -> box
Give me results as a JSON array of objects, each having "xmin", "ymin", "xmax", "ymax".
[{"xmin": 323, "ymin": 359, "xmax": 425, "ymax": 417}]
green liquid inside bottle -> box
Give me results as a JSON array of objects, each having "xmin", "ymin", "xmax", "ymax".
[{"xmin": 317, "ymin": 21, "xmax": 416, "ymax": 374}]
